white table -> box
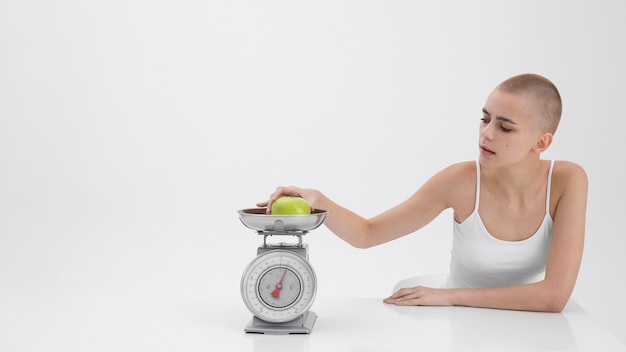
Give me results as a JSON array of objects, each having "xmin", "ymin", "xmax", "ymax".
[
  {"xmin": 1, "ymin": 290, "xmax": 624, "ymax": 351},
  {"xmin": 230, "ymin": 297, "xmax": 626, "ymax": 351}
]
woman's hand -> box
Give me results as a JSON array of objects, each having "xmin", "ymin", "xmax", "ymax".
[
  {"xmin": 256, "ymin": 186, "xmax": 318, "ymax": 214},
  {"xmin": 383, "ymin": 286, "xmax": 455, "ymax": 307}
]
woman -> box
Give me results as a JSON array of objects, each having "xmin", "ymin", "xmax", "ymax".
[{"xmin": 258, "ymin": 74, "xmax": 588, "ymax": 312}]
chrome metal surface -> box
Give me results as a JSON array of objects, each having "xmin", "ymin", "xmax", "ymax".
[{"xmin": 238, "ymin": 208, "xmax": 327, "ymax": 232}]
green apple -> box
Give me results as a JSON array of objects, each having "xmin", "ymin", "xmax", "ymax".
[{"xmin": 271, "ymin": 196, "xmax": 311, "ymax": 215}]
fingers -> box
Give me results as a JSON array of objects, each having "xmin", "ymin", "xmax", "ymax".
[
  {"xmin": 383, "ymin": 286, "xmax": 452, "ymax": 307},
  {"xmin": 384, "ymin": 287, "xmax": 418, "ymax": 302},
  {"xmin": 258, "ymin": 186, "xmax": 302, "ymax": 214},
  {"xmin": 383, "ymin": 286, "xmax": 425, "ymax": 305}
]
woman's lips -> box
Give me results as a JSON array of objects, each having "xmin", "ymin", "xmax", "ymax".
[{"xmin": 480, "ymin": 145, "xmax": 495, "ymax": 155}]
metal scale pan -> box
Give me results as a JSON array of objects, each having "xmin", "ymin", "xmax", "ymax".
[{"xmin": 237, "ymin": 208, "xmax": 327, "ymax": 233}]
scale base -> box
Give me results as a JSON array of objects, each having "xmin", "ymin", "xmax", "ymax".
[{"xmin": 244, "ymin": 311, "xmax": 317, "ymax": 334}]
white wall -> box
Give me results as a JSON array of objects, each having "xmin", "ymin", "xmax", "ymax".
[{"xmin": 1, "ymin": 0, "xmax": 625, "ymax": 345}]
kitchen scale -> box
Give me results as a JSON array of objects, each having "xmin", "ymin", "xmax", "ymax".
[{"xmin": 238, "ymin": 208, "xmax": 327, "ymax": 334}]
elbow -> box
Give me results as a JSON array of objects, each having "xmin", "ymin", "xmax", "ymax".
[
  {"xmin": 540, "ymin": 286, "xmax": 572, "ymax": 313},
  {"xmin": 343, "ymin": 223, "xmax": 379, "ymax": 249},
  {"xmin": 547, "ymin": 294, "xmax": 570, "ymax": 313},
  {"xmin": 349, "ymin": 239, "xmax": 376, "ymax": 249},
  {"xmin": 347, "ymin": 233, "xmax": 380, "ymax": 249},
  {"xmin": 543, "ymin": 300, "xmax": 567, "ymax": 313}
]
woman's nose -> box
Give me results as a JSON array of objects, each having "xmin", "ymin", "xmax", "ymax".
[{"xmin": 480, "ymin": 122, "xmax": 495, "ymax": 140}]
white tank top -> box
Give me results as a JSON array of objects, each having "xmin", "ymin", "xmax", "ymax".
[{"xmin": 443, "ymin": 160, "xmax": 555, "ymax": 288}]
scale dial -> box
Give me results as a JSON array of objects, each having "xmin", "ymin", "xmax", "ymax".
[{"xmin": 241, "ymin": 250, "xmax": 317, "ymax": 323}]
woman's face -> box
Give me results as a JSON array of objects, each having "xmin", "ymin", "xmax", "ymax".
[{"xmin": 478, "ymin": 89, "xmax": 545, "ymax": 168}]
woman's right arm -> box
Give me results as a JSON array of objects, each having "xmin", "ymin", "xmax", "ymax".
[
  {"xmin": 257, "ymin": 186, "xmax": 373, "ymax": 247},
  {"xmin": 257, "ymin": 163, "xmax": 469, "ymax": 248}
]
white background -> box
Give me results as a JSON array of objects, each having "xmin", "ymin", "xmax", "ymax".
[{"xmin": 1, "ymin": 0, "xmax": 625, "ymax": 347}]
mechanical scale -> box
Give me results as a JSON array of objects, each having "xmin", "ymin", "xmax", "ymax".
[{"xmin": 237, "ymin": 208, "xmax": 326, "ymax": 334}]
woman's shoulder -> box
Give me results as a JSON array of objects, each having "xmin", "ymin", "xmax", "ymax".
[
  {"xmin": 551, "ymin": 160, "xmax": 588, "ymax": 192},
  {"xmin": 441, "ymin": 160, "xmax": 477, "ymax": 174},
  {"xmin": 552, "ymin": 160, "xmax": 588, "ymax": 182},
  {"xmin": 416, "ymin": 161, "xmax": 477, "ymax": 195},
  {"xmin": 549, "ymin": 160, "xmax": 588, "ymax": 223},
  {"xmin": 432, "ymin": 161, "xmax": 477, "ymax": 182},
  {"xmin": 437, "ymin": 161, "xmax": 478, "ymax": 220},
  {"xmin": 431, "ymin": 161, "xmax": 477, "ymax": 192}
]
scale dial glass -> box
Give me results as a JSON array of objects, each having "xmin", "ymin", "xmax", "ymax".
[{"xmin": 241, "ymin": 250, "xmax": 317, "ymax": 323}]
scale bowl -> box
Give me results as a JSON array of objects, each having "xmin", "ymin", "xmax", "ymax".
[{"xmin": 238, "ymin": 208, "xmax": 327, "ymax": 232}]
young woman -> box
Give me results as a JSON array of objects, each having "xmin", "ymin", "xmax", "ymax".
[{"xmin": 257, "ymin": 74, "xmax": 588, "ymax": 312}]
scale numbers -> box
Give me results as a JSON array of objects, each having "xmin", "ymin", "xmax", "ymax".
[{"xmin": 241, "ymin": 250, "xmax": 317, "ymax": 323}]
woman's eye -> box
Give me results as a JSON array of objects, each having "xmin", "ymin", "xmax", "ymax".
[
  {"xmin": 500, "ymin": 126, "xmax": 512, "ymax": 132},
  {"xmin": 480, "ymin": 117, "xmax": 490, "ymax": 124}
]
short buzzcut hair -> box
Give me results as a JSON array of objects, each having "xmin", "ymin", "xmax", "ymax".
[{"xmin": 497, "ymin": 74, "xmax": 562, "ymax": 135}]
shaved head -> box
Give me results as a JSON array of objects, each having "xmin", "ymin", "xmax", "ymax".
[{"xmin": 496, "ymin": 74, "xmax": 562, "ymax": 135}]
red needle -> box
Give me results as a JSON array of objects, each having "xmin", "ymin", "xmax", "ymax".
[{"xmin": 271, "ymin": 269, "xmax": 288, "ymax": 298}]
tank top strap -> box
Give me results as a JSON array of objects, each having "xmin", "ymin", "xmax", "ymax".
[
  {"xmin": 546, "ymin": 160, "xmax": 555, "ymax": 214},
  {"xmin": 474, "ymin": 160, "xmax": 554, "ymax": 215},
  {"xmin": 474, "ymin": 160, "xmax": 481, "ymax": 213}
]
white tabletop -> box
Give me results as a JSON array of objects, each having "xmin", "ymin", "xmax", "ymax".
[
  {"xmin": 1, "ymin": 290, "xmax": 624, "ymax": 351},
  {"xmin": 229, "ymin": 297, "xmax": 626, "ymax": 352}
]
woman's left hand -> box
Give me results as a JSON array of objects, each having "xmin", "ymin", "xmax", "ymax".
[{"xmin": 383, "ymin": 286, "xmax": 454, "ymax": 306}]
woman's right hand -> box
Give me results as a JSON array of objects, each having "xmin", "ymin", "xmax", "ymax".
[{"xmin": 256, "ymin": 186, "xmax": 317, "ymax": 214}]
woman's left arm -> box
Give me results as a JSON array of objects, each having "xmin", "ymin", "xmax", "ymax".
[{"xmin": 385, "ymin": 162, "xmax": 588, "ymax": 312}]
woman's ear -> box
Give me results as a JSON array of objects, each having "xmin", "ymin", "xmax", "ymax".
[{"xmin": 533, "ymin": 132, "xmax": 553, "ymax": 154}]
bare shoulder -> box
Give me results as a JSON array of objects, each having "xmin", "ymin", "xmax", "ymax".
[
  {"xmin": 436, "ymin": 161, "xmax": 477, "ymax": 185},
  {"xmin": 416, "ymin": 161, "xmax": 476, "ymax": 195},
  {"xmin": 551, "ymin": 161, "xmax": 588, "ymax": 217},
  {"xmin": 430, "ymin": 161, "xmax": 477, "ymax": 217},
  {"xmin": 552, "ymin": 160, "xmax": 588, "ymax": 188}
]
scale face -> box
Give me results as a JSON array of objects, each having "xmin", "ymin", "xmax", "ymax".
[
  {"xmin": 237, "ymin": 208, "xmax": 326, "ymax": 334},
  {"xmin": 241, "ymin": 250, "xmax": 316, "ymax": 323}
]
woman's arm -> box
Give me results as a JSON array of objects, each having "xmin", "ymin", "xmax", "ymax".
[
  {"xmin": 258, "ymin": 163, "xmax": 469, "ymax": 249},
  {"xmin": 385, "ymin": 161, "xmax": 588, "ymax": 312}
]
